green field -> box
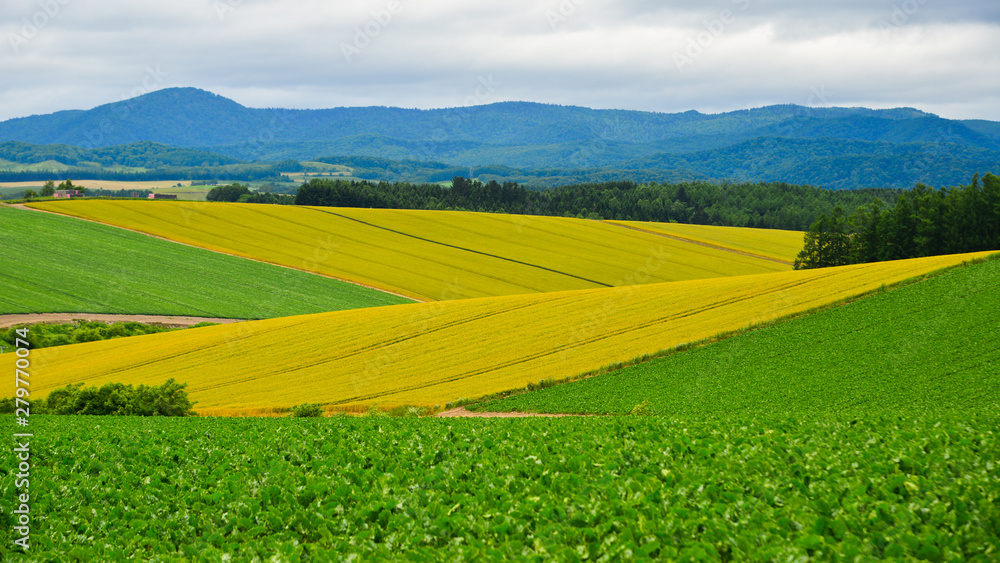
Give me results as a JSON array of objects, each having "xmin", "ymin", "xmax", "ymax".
[
  {"xmin": 0, "ymin": 160, "xmax": 74, "ymax": 173},
  {"xmin": 0, "ymin": 206, "xmax": 411, "ymax": 318},
  {"xmin": 1, "ymin": 413, "xmax": 996, "ymax": 561},
  {"xmin": 477, "ymin": 256, "xmax": 1000, "ymax": 416},
  {"xmin": 0, "ymin": 187, "xmax": 27, "ymax": 199}
]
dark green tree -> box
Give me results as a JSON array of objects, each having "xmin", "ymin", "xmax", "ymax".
[{"xmin": 206, "ymin": 183, "xmax": 252, "ymax": 202}]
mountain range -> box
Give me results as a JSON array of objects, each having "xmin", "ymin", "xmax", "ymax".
[{"xmin": 1, "ymin": 87, "xmax": 998, "ymax": 189}]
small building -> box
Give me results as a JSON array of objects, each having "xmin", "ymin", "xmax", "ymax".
[
  {"xmin": 53, "ymin": 190, "xmax": 83, "ymax": 198},
  {"xmin": 147, "ymin": 194, "xmax": 179, "ymax": 200}
]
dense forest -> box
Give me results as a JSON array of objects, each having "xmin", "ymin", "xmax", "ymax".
[
  {"xmin": 794, "ymin": 173, "xmax": 1000, "ymax": 268},
  {"xmin": 207, "ymin": 183, "xmax": 296, "ymax": 204},
  {"xmin": 294, "ymin": 177, "xmax": 907, "ymax": 231},
  {"xmin": 3, "ymin": 88, "xmax": 999, "ymax": 189},
  {"xmin": 0, "ymin": 140, "xmax": 238, "ymax": 168}
]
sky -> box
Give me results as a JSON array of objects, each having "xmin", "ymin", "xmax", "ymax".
[{"xmin": 1, "ymin": 0, "xmax": 999, "ymax": 123}]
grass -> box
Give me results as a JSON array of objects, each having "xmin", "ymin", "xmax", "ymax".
[
  {"xmin": 9, "ymin": 250, "xmax": 992, "ymax": 413},
  {"xmin": 0, "ymin": 206, "xmax": 412, "ymax": 318},
  {"xmin": 0, "ymin": 159, "xmax": 73, "ymax": 173},
  {"xmin": 29, "ymin": 200, "xmax": 795, "ymax": 300},
  {"xmin": 0, "ymin": 187, "xmax": 28, "ymax": 199},
  {"xmin": 299, "ymin": 161, "xmax": 353, "ymax": 173},
  {"xmin": 476, "ymin": 254, "xmax": 1000, "ymax": 416}
]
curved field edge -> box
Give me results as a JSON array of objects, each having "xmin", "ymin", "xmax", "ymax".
[
  {"xmin": 7, "ymin": 251, "xmax": 993, "ymax": 414},
  {"xmin": 475, "ymin": 252, "xmax": 1000, "ymax": 416},
  {"xmin": 25, "ymin": 200, "xmax": 793, "ymax": 301},
  {"xmin": 606, "ymin": 220, "xmax": 803, "ymax": 263},
  {"xmin": 0, "ymin": 205, "xmax": 412, "ymax": 318}
]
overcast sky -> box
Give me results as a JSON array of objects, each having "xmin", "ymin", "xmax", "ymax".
[{"xmin": 2, "ymin": 0, "xmax": 998, "ymax": 123}]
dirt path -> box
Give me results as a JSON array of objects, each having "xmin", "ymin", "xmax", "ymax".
[
  {"xmin": 10, "ymin": 203, "xmax": 423, "ymax": 303},
  {"xmin": 435, "ymin": 406, "xmax": 590, "ymax": 418},
  {"xmin": 0, "ymin": 313, "xmax": 245, "ymax": 329},
  {"xmin": 603, "ymin": 221, "xmax": 794, "ymax": 266}
]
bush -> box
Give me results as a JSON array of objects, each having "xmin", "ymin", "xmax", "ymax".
[
  {"xmin": 387, "ymin": 405, "xmax": 430, "ymax": 417},
  {"xmin": 629, "ymin": 400, "xmax": 653, "ymax": 416},
  {"xmin": 16, "ymin": 379, "xmax": 198, "ymax": 416},
  {"xmin": 289, "ymin": 403, "xmax": 324, "ymax": 417},
  {"xmin": 206, "ymin": 183, "xmax": 251, "ymax": 202}
]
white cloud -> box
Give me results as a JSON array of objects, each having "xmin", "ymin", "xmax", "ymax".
[{"xmin": 0, "ymin": 0, "xmax": 998, "ymax": 122}]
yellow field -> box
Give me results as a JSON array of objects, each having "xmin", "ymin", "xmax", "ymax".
[
  {"xmin": 28, "ymin": 200, "xmax": 793, "ymax": 301},
  {"xmin": 13, "ymin": 251, "xmax": 991, "ymax": 413},
  {"xmin": 607, "ymin": 220, "xmax": 804, "ymax": 263}
]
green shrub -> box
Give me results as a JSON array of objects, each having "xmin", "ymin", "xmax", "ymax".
[
  {"xmin": 15, "ymin": 379, "xmax": 198, "ymax": 416},
  {"xmin": 387, "ymin": 405, "xmax": 429, "ymax": 417},
  {"xmin": 629, "ymin": 400, "xmax": 653, "ymax": 416},
  {"xmin": 289, "ymin": 403, "xmax": 325, "ymax": 418}
]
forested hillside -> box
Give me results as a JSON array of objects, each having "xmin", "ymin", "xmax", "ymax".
[{"xmin": 2, "ymin": 88, "xmax": 998, "ymax": 189}]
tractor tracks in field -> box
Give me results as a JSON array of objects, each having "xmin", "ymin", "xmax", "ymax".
[
  {"xmin": 603, "ymin": 221, "xmax": 793, "ymax": 266},
  {"xmin": 308, "ymin": 208, "xmax": 613, "ymax": 289},
  {"xmin": 9, "ymin": 203, "xmax": 422, "ymax": 303}
]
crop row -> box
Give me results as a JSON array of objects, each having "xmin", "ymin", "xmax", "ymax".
[
  {"xmin": 8, "ymin": 250, "xmax": 993, "ymax": 412},
  {"xmin": 606, "ymin": 220, "xmax": 803, "ymax": 263},
  {"xmin": 29, "ymin": 200, "xmax": 793, "ymax": 301},
  {"xmin": 479, "ymin": 255, "xmax": 1000, "ymax": 417},
  {"xmin": 1, "ymin": 414, "xmax": 996, "ymax": 561},
  {"xmin": 0, "ymin": 206, "xmax": 410, "ymax": 318}
]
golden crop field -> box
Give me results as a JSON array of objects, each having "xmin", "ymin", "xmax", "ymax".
[
  {"xmin": 14, "ymin": 251, "xmax": 991, "ymax": 414},
  {"xmin": 606, "ymin": 220, "xmax": 804, "ymax": 263},
  {"xmin": 28, "ymin": 200, "xmax": 793, "ymax": 301}
]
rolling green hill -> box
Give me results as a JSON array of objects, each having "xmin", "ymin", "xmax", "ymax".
[
  {"xmin": 0, "ymin": 206, "xmax": 411, "ymax": 317},
  {"xmin": 0, "ymin": 140, "xmax": 238, "ymax": 169},
  {"xmin": 476, "ymin": 254, "xmax": 1000, "ymax": 416},
  {"xmin": 1, "ymin": 88, "xmax": 998, "ymax": 189}
]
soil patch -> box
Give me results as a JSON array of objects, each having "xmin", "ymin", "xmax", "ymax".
[
  {"xmin": 0, "ymin": 313, "xmax": 245, "ymax": 329},
  {"xmin": 435, "ymin": 406, "xmax": 590, "ymax": 418}
]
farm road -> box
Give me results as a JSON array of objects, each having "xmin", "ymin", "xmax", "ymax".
[{"xmin": 0, "ymin": 313, "xmax": 244, "ymax": 329}]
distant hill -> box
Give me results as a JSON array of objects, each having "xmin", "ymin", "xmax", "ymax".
[
  {"xmin": 0, "ymin": 87, "xmax": 998, "ymax": 189},
  {"xmin": 0, "ymin": 140, "xmax": 238, "ymax": 169}
]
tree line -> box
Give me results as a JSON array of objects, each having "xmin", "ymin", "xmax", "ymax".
[
  {"xmin": 206, "ymin": 183, "xmax": 295, "ymax": 204},
  {"xmin": 293, "ymin": 177, "xmax": 906, "ymax": 231},
  {"xmin": 794, "ymin": 174, "xmax": 1000, "ymax": 268}
]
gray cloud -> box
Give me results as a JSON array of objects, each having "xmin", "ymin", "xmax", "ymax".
[{"xmin": 1, "ymin": 0, "xmax": 998, "ymax": 123}]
